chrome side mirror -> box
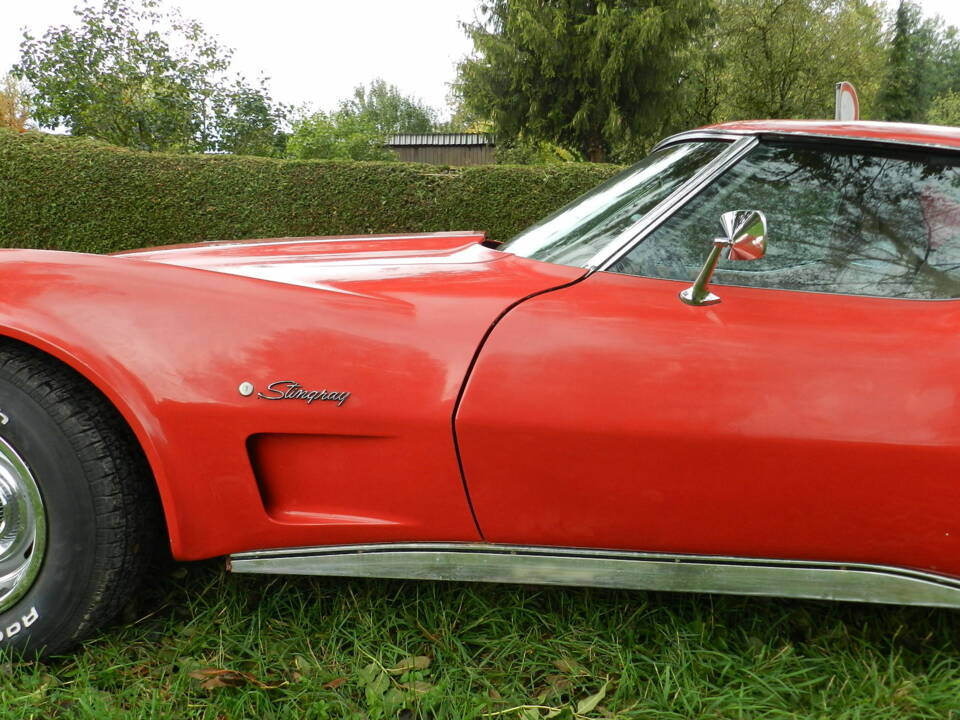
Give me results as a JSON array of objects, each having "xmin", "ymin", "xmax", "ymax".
[{"xmin": 679, "ymin": 210, "xmax": 767, "ymax": 306}]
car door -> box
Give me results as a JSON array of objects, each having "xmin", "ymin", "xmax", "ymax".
[{"xmin": 455, "ymin": 138, "xmax": 960, "ymax": 577}]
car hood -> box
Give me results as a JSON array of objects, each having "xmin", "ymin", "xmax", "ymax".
[
  {"xmin": 115, "ymin": 231, "xmax": 515, "ymax": 295},
  {"xmin": 115, "ymin": 230, "xmax": 585, "ymax": 311}
]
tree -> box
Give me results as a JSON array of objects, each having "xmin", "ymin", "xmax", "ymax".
[
  {"xmin": 454, "ymin": 0, "xmax": 714, "ymax": 162},
  {"xmin": 0, "ymin": 74, "xmax": 30, "ymax": 131},
  {"xmin": 927, "ymin": 90, "xmax": 960, "ymax": 126},
  {"xmin": 878, "ymin": 1, "xmax": 960, "ymax": 122},
  {"xmin": 14, "ymin": 0, "xmax": 286, "ymax": 154},
  {"xmin": 285, "ymin": 80, "xmax": 439, "ymax": 161},
  {"xmin": 339, "ymin": 79, "xmax": 437, "ymax": 135},
  {"xmin": 285, "ymin": 112, "xmax": 396, "ymax": 161},
  {"xmin": 704, "ymin": 0, "xmax": 886, "ymax": 123},
  {"xmin": 213, "ymin": 79, "xmax": 288, "ymax": 156},
  {"xmin": 880, "ymin": 1, "xmax": 932, "ymax": 122},
  {"xmin": 495, "ymin": 138, "xmax": 582, "ymax": 164}
]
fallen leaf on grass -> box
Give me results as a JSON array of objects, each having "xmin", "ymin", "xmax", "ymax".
[
  {"xmin": 536, "ymin": 674, "xmax": 573, "ymax": 702},
  {"xmin": 126, "ymin": 664, "xmax": 152, "ymax": 679},
  {"xmin": 552, "ymin": 658, "xmax": 584, "ymax": 675},
  {"xmin": 323, "ymin": 677, "xmax": 347, "ymax": 689},
  {"xmin": 188, "ymin": 668, "xmax": 280, "ymax": 690},
  {"xmin": 576, "ymin": 680, "xmax": 609, "ymax": 715},
  {"xmin": 292, "ymin": 654, "xmax": 312, "ymax": 675},
  {"xmin": 387, "ymin": 656, "xmax": 431, "ymax": 674}
]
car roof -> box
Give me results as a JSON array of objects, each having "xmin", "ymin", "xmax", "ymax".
[{"xmin": 685, "ymin": 120, "xmax": 960, "ymax": 151}]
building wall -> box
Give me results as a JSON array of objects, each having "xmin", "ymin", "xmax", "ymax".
[{"xmin": 393, "ymin": 144, "xmax": 496, "ymax": 166}]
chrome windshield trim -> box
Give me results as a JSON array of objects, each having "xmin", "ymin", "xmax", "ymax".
[
  {"xmin": 662, "ymin": 127, "xmax": 960, "ymax": 155},
  {"xmin": 229, "ymin": 542, "xmax": 960, "ymax": 609},
  {"xmin": 652, "ymin": 129, "xmax": 749, "ymax": 150},
  {"xmin": 585, "ymin": 135, "xmax": 759, "ymax": 271}
]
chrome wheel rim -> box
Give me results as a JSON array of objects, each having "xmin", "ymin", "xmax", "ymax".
[{"xmin": 0, "ymin": 436, "xmax": 46, "ymax": 612}]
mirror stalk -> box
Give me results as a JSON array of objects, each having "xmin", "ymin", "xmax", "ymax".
[
  {"xmin": 679, "ymin": 210, "xmax": 768, "ymax": 307},
  {"xmin": 679, "ymin": 240, "xmax": 727, "ymax": 306}
]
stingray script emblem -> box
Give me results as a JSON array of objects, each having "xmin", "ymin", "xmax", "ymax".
[{"xmin": 257, "ymin": 381, "xmax": 351, "ymax": 407}]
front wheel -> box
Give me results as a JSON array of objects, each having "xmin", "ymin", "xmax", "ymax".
[{"xmin": 0, "ymin": 340, "xmax": 159, "ymax": 656}]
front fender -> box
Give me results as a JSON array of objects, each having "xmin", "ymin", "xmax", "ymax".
[
  {"xmin": 0, "ymin": 247, "xmax": 580, "ymax": 559},
  {"xmin": 0, "ymin": 249, "xmax": 279, "ymax": 558}
]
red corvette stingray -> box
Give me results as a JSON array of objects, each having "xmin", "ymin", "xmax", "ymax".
[{"xmin": 4, "ymin": 120, "xmax": 960, "ymax": 655}]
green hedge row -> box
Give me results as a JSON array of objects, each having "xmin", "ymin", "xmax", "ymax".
[{"xmin": 0, "ymin": 129, "xmax": 621, "ymax": 254}]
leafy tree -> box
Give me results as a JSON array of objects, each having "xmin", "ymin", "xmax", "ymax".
[
  {"xmin": 495, "ymin": 138, "xmax": 582, "ymax": 164},
  {"xmin": 0, "ymin": 74, "xmax": 30, "ymax": 131},
  {"xmin": 285, "ymin": 80, "xmax": 440, "ymax": 161},
  {"xmin": 213, "ymin": 80, "xmax": 288, "ymax": 156},
  {"xmin": 339, "ymin": 79, "xmax": 437, "ymax": 135},
  {"xmin": 705, "ymin": 0, "xmax": 886, "ymax": 123},
  {"xmin": 927, "ymin": 90, "xmax": 960, "ymax": 126},
  {"xmin": 606, "ymin": 0, "xmax": 886, "ymax": 158},
  {"xmin": 285, "ymin": 112, "xmax": 396, "ymax": 161},
  {"xmin": 14, "ymin": 0, "xmax": 286, "ymax": 154},
  {"xmin": 436, "ymin": 95, "xmax": 491, "ymax": 133},
  {"xmin": 929, "ymin": 27, "xmax": 960, "ymax": 99},
  {"xmin": 454, "ymin": 0, "xmax": 714, "ymax": 162}
]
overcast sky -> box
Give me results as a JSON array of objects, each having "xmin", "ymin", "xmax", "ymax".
[
  {"xmin": 2, "ymin": 0, "xmax": 960, "ymax": 122},
  {"xmin": 1, "ymin": 0, "xmax": 480, "ymax": 119}
]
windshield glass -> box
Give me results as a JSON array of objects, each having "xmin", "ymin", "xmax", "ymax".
[{"xmin": 498, "ymin": 141, "xmax": 730, "ymax": 267}]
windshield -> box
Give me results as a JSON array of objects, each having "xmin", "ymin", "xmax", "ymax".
[{"xmin": 498, "ymin": 140, "xmax": 730, "ymax": 267}]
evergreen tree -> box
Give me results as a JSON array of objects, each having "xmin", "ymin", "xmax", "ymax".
[
  {"xmin": 878, "ymin": 0, "xmax": 960, "ymax": 123},
  {"xmin": 454, "ymin": 0, "xmax": 714, "ymax": 162},
  {"xmin": 880, "ymin": 1, "xmax": 927, "ymax": 122}
]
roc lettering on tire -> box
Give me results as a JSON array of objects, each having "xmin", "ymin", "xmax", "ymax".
[
  {"xmin": 0, "ymin": 339, "xmax": 161, "ymax": 656},
  {"xmin": 0, "ymin": 607, "xmax": 39, "ymax": 642}
]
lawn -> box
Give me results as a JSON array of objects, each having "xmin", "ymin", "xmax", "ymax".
[{"xmin": 3, "ymin": 560, "xmax": 960, "ymax": 719}]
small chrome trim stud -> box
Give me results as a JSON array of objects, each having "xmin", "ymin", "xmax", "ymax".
[{"xmin": 238, "ymin": 382, "xmax": 255, "ymax": 397}]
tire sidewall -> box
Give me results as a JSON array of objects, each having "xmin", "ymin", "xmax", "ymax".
[{"xmin": 0, "ymin": 375, "xmax": 100, "ymax": 655}]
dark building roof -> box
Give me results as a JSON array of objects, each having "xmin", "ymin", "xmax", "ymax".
[{"xmin": 388, "ymin": 133, "xmax": 495, "ymax": 147}]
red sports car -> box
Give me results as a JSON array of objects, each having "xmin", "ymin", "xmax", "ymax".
[{"xmin": 4, "ymin": 119, "xmax": 960, "ymax": 655}]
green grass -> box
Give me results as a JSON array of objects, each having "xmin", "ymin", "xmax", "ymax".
[{"xmin": 3, "ymin": 562, "xmax": 960, "ymax": 719}]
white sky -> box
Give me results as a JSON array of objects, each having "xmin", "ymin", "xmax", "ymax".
[
  {"xmin": 2, "ymin": 0, "xmax": 959, "ymax": 121},
  {"xmin": 1, "ymin": 0, "xmax": 481, "ymax": 119}
]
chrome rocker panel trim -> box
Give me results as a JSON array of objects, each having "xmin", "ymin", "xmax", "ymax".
[{"xmin": 229, "ymin": 543, "xmax": 960, "ymax": 609}]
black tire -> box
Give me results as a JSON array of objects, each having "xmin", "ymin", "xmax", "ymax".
[{"xmin": 0, "ymin": 339, "xmax": 160, "ymax": 657}]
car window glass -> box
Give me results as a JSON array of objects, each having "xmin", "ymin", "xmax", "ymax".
[
  {"xmin": 608, "ymin": 141, "xmax": 960, "ymax": 299},
  {"xmin": 498, "ymin": 141, "xmax": 729, "ymax": 268}
]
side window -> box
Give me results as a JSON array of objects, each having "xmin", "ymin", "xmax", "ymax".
[{"xmin": 608, "ymin": 142, "xmax": 960, "ymax": 300}]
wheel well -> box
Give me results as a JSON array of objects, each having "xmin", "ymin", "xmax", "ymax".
[{"xmin": 0, "ymin": 335, "xmax": 169, "ymax": 554}]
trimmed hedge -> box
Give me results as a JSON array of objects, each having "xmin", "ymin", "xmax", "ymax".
[{"xmin": 0, "ymin": 129, "xmax": 621, "ymax": 254}]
